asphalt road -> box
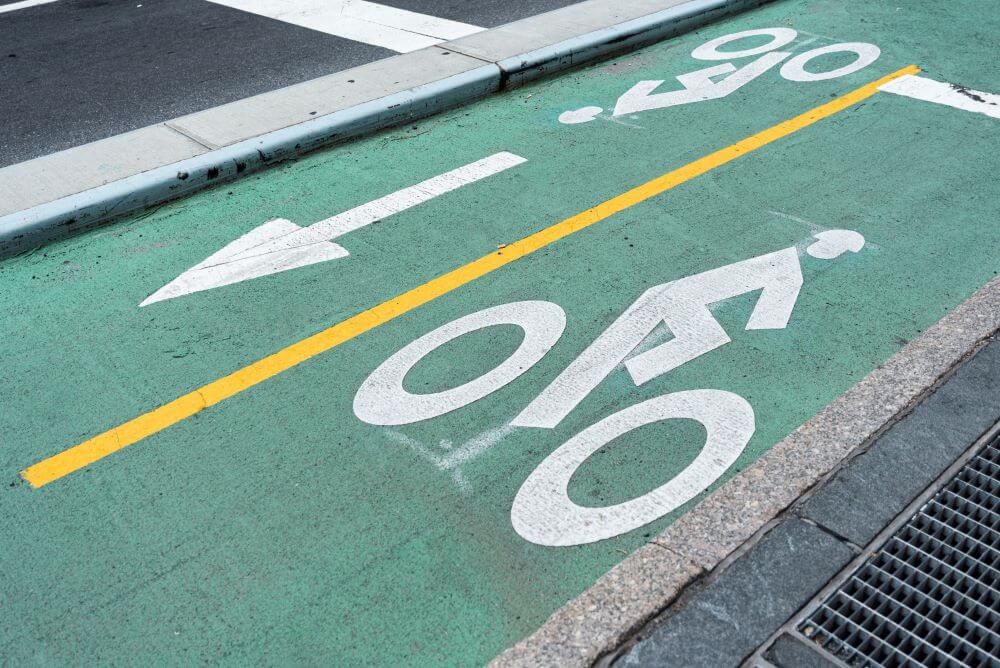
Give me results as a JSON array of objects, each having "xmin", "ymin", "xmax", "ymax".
[{"xmin": 0, "ymin": 0, "xmax": 582, "ymax": 167}]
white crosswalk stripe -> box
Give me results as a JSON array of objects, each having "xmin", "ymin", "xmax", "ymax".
[
  {"xmin": 0, "ymin": 0, "xmax": 60, "ymax": 14},
  {"xmin": 206, "ymin": 0, "xmax": 484, "ymax": 52}
]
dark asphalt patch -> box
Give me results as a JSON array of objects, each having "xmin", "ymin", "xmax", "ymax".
[
  {"xmin": 0, "ymin": 0, "xmax": 590, "ymax": 167},
  {"xmin": 0, "ymin": 0, "xmax": 389, "ymax": 166},
  {"xmin": 379, "ymin": 0, "xmax": 585, "ymax": 28}
]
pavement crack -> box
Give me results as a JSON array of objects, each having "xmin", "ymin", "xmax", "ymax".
[{"xmin": 646, "ymin": 539, "xmax": 691, "ymax": 563}]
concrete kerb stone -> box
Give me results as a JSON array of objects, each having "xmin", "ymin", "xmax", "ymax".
[
  {"xmin": 0, "ymin": 59, "xmax": 500, "ymax": 259},
  {"xmin": 0, "ymin": 0, "xmax": 773, "ymax": 259},
  {"xmin": 491, "ymin": 276, "xmax": 1000, "ymax": 667},
  {"xmin": 490, "ymin": 0, "xmax": 766, "ymax": 89},
  {"xmin": 494, "ymin": 543, "xmax": 704, "ymax": 668}
]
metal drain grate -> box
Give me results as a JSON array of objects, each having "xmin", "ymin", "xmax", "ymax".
[{"xmin": 798, "ymin": 434, "xmax": 1000, "ymax": 667}]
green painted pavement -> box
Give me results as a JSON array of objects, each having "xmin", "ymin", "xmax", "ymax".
[{"xmin": 2, "ymin": 0, "xmax": 999, "ymax": 663}]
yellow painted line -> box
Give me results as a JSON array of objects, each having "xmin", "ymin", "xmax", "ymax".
[{"xmin": 21, "ymin": 65, "xmax": 920, "ymax": 488}]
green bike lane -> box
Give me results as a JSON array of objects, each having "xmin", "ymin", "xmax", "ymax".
[{"xmin": 2, "ymin": 0, "xmax": 999, "ymax": 663}]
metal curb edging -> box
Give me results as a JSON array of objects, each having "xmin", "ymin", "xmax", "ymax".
[
  {"xmin": 490, "ymin": 274, "xmax": 1000, "ymax": 667},
  {"xmin": 0, "ymin": 0, "xmax": 770, "ymax": 259}
]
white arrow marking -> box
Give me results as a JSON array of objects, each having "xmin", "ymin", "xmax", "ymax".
[
  {"xmin": 879, "ymin": 74, "xmax": 1000, "ymax": 120},
  {"xmin": 611, "ymin": 51, "xmax": 789, "ymax": 117},
  {"xmin": 141, "ymin": 151, "xmax": 527, "ymax": 306}
]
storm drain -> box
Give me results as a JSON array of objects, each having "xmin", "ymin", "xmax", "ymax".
[{"xmin": 798, "ymin": 434, "xmax": 1000, "ymax": 667}]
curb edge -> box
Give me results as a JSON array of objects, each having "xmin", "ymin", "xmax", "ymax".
[
  {"xmin": 491, "ymin": 275, "xmax": 1000, "ymax": 667},
  {"xmin": 0, "ymin": 0, "xmax": 770, "ymax": 259}
]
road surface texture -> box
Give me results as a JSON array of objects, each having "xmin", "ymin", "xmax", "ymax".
[
  {"xmin": 0, "ymin": 0, "xmax": 581, "ymax": 166},
  {"xmin": 1, "ymin": 0, "xmax": 998, "ymax": 664}
]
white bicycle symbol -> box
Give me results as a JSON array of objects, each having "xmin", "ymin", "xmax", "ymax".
[{"xmin": 559, "ymin": 28, "xmax": 881, "ymax": 124}]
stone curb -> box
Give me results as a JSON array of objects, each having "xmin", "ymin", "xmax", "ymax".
[
  {"xmin": 491, "ymin": 274, "xmax": 1000, "ymax": 667},
  {"xmin": 0, "ymin": 0, "xmax": 769, "ymax": 259}
]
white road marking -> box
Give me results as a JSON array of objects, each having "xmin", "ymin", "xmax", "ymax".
[
  {"xmin": 558, "ymin": 106, "xmax": 603, "ymax": 124},
  {"xmin": 351, "ymin": 231, "xmax": 866, "ymax": 543},
  {"xmin": 806, "ymin": 230, "xmax": 865, "ymax": 259},
  {"xmin": 141, "ymin": 151, "xmax": 526, "ymax": 306},
  {"xmin": 0, "ymin": 0, "xmax": 59, "ymax": 15},
  {"xmin": 880, "ymin": 74, "xmax": 1000, "ymax": 120},
  {"xmin": 205, "ymin": 0, "xmax": 482, "ymax": 52},
  {"xmin": 513, "ymin": 230, "xmax": 865, "ymax": 429},
  {"xmin": 512, "ymin": 247, "xmax": 806, "ymax": 429},
  {"xmin": 779, "ymin": 42, "xmax": 880, "ymax": 82},
  {"xmin": 385, "ymin": 424, "xmax": 516, "ymax": 494},
  {"xmin": 559, "ymin": 29, "xmax": 882, "ymax": 125},
  {"xmin": 690, "ymin": 27, "xmax": 797, "ymax": 61},
  {"xmin": 354, "ymin": 301, "xmax": 566, "ymax": 426},
  {"xmin": 612, "ymin": 51, "xmax": 790, "ymax": 117},
  {"xmin": 511, "ymin": 390, "xmax": 755, "ymax": 546}
]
